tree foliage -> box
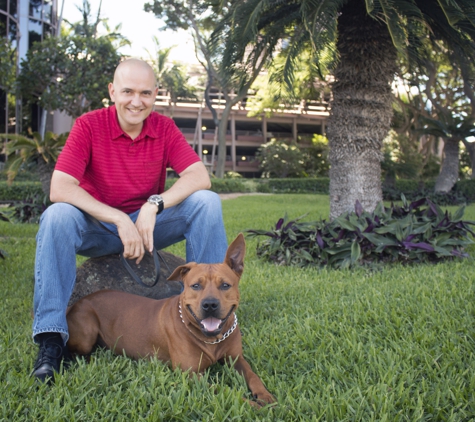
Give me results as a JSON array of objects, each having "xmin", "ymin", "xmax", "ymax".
[
  {"xmin": 146, "ymin": 38, "xmax": 198, "ymax": 107},
  {"xmin": 257, "ymin": 140, "xmax": 307, "ymax": 178},
  {"xmin": 17, "ymin": 1, "xmax": 125, "ymax": 119},
  {"xmin": 18, "ymin": 36, "xmax": 121, "ymax": 119},
  {"xmin": 381, "ymin": 131, "xmax": 440, "ymax": 185},
  {"xmin": 0, "ymin": 39, "xmax": 16, "ymax": 92},
  {"xmin": 393, "ymin": 40, "xmax": 475, "ymax": 190},
  {"xmin": 257, "ymin": 135, "xmax": 330, "ymax": 178},
  {"xmin": 145, "ymin": 0, "xmax": 271, "ymax": 177},
  {"xmin": 246, "ymin": 49, "xmax": 332, "ymax": 117},
  {"xmin": 216, "ymin": 0, "xmax": 475, "ymax": 217}
]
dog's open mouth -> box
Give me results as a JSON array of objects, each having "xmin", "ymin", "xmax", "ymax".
[
  {"xmin": 200, "ymin": 317, "xmax": 223, "ymax": 334},
  {"xmin": 187, "ymin": 305, "xmax": 235, "ymax": 337}
]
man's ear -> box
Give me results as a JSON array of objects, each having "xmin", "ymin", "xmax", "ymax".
[
  {"xmin": 167, "ymin": 263, "xmax": 197, "ymax": 281},
  {"xmin": 108, "ymin": 82, "xmax": 116, "ymax": 102},
  {"xmin": 224, "ymin": 233, "xmax": 246, "ymax": 276}
]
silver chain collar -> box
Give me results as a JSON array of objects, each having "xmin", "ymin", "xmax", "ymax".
[{"xmin": 179, "ymin": 301, "xmax": 238, "ymax": 345}]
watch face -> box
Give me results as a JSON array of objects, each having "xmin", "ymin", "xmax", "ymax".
[{"xmin": 148, "ymin": 195, "xmax": 163, "ymax": 205}]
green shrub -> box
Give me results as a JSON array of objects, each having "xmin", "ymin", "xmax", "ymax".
[
  {"xmin": 209, "ymin": 178, "xmax": 250, "ymax": 193},
  {"xmin": 393, "ymin": 179, "xmax": 436, "ymax": 192},
  {"xmin": 248, "ymin": 195, "xmax": 475, "ymax": 269},
  {"xmin": 383, "ymin": 186, "xmax": 468, "ymax": 206},
  {"xmin": 256, "ymin": 178, "xmax": 330, "ymax": 194},
  {"xmin": 256, "ymin": 140, "xmax": 307, "ymax": 178},
  {"xmin": 4, "ymin": 194, "xmax": 49, "ymax": 223},
  {"xmin": 0, "ymin": 181, "xmax": 43, "ymax": 201},
  {"xmin": 166, "ymin": 177, "xmax": 257, "ymax": 193},
  {"xmin": 393, "ymin": 179, "xmax": 420, "ymax": 192},
  {"xmin": 455, "ymin": 179, "xmax": 475, "ymax": 200},
  {"xmin": 0, "ymin": 169, "xmax": 39, "ymax": 182}
]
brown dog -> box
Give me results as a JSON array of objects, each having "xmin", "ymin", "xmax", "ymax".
[{"xmin": 66, "ymin": 233, "xmax": 275, "ymax": 405}]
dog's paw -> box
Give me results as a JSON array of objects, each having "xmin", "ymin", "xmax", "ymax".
[{"xmin": 245, "ymin": 391, "xmax": 277, "ymax": 408}]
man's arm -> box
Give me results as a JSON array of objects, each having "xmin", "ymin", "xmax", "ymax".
[
  {"xmin": 50, "ymin": 170, "xmax": 145, "ymax": 262},
  {"xmin": 135, "ymin": 161, "xmax": 211, "ymax": 253},
  {"xmin": 162, "ymin": 161, "xmax": 211, "ymax": 208}
]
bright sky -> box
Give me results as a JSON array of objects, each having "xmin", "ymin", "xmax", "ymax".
[{"xmin": 61, "ymin": 0, "xmax": 197, "ymax": 62}]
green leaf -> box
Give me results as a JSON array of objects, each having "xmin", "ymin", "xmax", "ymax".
[
  {"xmin": 334, "ymin": 218, "xmax": 357, "ymax": 231},
  {"xmin": 351, "ymin": 241, "xmax": 361, "ymax": 263},
  {"xmin": 362, "ymin": 233, "xmax": 398, "ymax": 247},
  {"xmin": 412, "ymin": 222, "xmax": 433, "ymax": 235},
  {"xmin": 452, "ymin": 206, "xmax": 465, "ymax": 222},
  {"xmin": 433, "ymin": 245, "xmax": 454, "ymax": 257}
]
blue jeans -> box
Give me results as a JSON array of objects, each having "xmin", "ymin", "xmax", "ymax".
[{"xmin": 32, "ymin": 190, "xmax": 227, "ymax": 344}]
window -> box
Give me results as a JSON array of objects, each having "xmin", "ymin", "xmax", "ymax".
[
  {"xmin": 29, "ymin": 0, "xmax": 42, "ymax": 20},
  {"xmin": 28, "ymin": 18, "xmax": 41, "ymax": 47},
  {"xmin": 9, "ymin": 0, "xmax": 17, "ymax": 18},
  {"xmin": 42, "ymin": 0, "xmax": 51, "ymax": 23},
  {"xmin": 0, "ymin": 13, "xmax": 7, "ymax": 37}
]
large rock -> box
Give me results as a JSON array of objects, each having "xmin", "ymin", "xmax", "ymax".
[{"xmin": 69, "ymin": 250, "xmax": 185, "ymax": 306}]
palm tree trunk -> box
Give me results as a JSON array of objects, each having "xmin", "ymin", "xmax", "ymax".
[
  {"xmin": 36, "ymin": 160, "xmax": 55, "ymax": 198},
  {"xmin": 434, "ymin": 138, "xmax": 460, "ymax": 192},
  {"xmin": 328, "ymin": 0, "xmax": 396, "ymax": 219}
]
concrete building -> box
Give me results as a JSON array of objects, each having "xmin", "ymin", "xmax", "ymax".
[
  {"xmin": 0, "ymin": 0, "xmax": 59, "ymax": 136},
  {"xmin": 155, "ymin": 89, "xmax": 329, "ymax": 177}
]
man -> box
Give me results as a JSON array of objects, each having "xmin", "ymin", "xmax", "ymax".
[{"xmin": 31, "ymin": 58, "xmax": 228, "ymax": 382}]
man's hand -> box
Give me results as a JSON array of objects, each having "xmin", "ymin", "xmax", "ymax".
[
  {"xmin": 135, "ymin": 202, "xmax": 158, "ymax": 255},
  {"xmin": 51, "ymin": 170, "xmax": 147, "ymax": 263},
  {"xmin": 116, "ymin": 215, "xmax": 146, "ymax": 264}
]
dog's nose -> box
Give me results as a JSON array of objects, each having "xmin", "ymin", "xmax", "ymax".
[{"xmin": 201, "ymin": 297, "xmax": 219, "ymax": 313}]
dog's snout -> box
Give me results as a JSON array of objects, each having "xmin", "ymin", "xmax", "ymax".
[{"xmin": 201, "ymin": 297, "xmax": 219, "ymax": 313}]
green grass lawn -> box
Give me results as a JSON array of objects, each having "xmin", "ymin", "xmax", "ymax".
[{"xmin": 1, "ymin": 194, "xmax": 474, "ymax": 421}]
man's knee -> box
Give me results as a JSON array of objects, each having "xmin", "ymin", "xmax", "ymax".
[
  {"xmin": 187, "ymin": 190, "xmax": 222, "ymax": 211},
  {"xmin": 39, "ymin": 203, "xmax": 83, "ymax": 233}
]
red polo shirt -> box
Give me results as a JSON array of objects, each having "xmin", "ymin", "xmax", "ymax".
[{"xmin": 55, "ymin": 105, "xmax": 200, "ymax": 213}]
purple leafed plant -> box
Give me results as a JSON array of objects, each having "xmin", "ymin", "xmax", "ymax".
[{"xmin": 247, "ymin": 195, "xmax": 475, "ymax": 269}]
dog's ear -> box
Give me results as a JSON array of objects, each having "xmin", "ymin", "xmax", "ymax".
[
  {"xmin": 167, "ymin": 263, "xmax": 197, "ymax": 281},
  {"xmin": 224, "ymin": 233, "xmax": 246, "ymax": 276}
]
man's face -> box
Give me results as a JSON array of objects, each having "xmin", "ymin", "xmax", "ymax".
[{"xmin": 108, "ymin": 63, "xmax": 159, "ymax": 136}]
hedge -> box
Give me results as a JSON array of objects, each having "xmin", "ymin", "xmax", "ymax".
[
  {"xmin": 0, "ymin": 181, "xmax": 44, "ymax": 201},
  {"xmin": 3, "ymin": 178, "xmax": 475, "ymax": 202},
  {"xmin": 454, "ymin": 179, "xmax": 475, "ymax": 201},
  {"xmin": 255, "ymin": 178, "xmax": 330, "ymax": 193}
]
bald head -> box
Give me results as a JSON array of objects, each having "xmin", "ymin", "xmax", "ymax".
[
  {"xmin": 108, "ymin": 58, "xmax": 159, "ymax": 137},
  {"xmin": 113, "ymin": 58, "xmax": 157, "ymax": 87}
]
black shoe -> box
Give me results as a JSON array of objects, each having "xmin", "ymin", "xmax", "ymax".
[{"xmin": 31, "ymin": 333, "xmax": 70, "ymax": 383}]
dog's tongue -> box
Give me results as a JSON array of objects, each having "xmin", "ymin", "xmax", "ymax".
[{"xmin": 201, "ymin": 317, "xmax": 221, "ymax": 332}]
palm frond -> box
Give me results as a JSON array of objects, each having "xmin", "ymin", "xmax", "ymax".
[
  {"xmin": 377, "ymin": 0, "xmax": 409, "ymax": 54},
  {"xmin": 300, "ymin": 0, "xmax": 342, "ymax": 54},
  {"xmin": 435, "ymin": 0, "xmax": 470, "ymax": 26},
  {"xmin": 0, "ymin": 131, "xmax": 68, "ymax": 183},
  {"xmin": 214, "ymin": 0, "xmax": 475, "ymax": 111}
]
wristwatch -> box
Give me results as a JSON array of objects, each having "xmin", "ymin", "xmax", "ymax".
[{"xmin": 147, "ymin": 194, "xmax": 164, "ymax": 214}]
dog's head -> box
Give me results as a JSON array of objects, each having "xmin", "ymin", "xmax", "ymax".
[{"xmin": 167, "ymin": 233, "xmax": 245, "ymax": 337}]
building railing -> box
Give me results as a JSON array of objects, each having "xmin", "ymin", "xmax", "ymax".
[{"xmin": 155, "ymin": 88, "xmax": 330, "ymax": 116}]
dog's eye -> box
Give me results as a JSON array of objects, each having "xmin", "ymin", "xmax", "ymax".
[
  {"xmin": 191, "ymin": 283, "xmax": 201, "ymax": 290},
  {"xmin": 220, "ymin": 283, "xmax": 231, "ymax": 290}
]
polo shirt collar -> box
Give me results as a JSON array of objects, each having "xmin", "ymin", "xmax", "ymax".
[{"xmin": 109, "ymin": 105, "xmax": 160, "ymax": 141}]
